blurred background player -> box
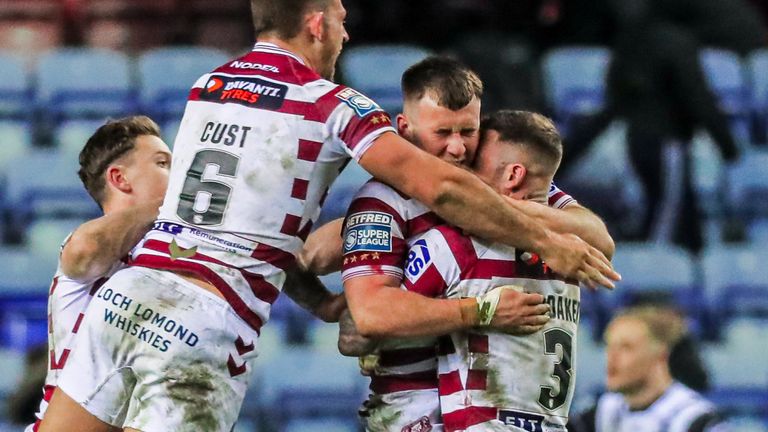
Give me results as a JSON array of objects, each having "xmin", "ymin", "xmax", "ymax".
[
  {"xmin": 568, "ymin": 306, "xmax": 725, "ymax": 432},
  {"xmin": 41, "ymin": 0, "xmax": 618, "ymax": 430},
  {"xmin": 401, "ymin": 110, "xmax": 581, "ymax": 431}
]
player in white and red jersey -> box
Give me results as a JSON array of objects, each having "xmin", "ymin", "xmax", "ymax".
[
  {"xmin": 402, "ymin": 111, "xmax": 584, "ymax": 432},
  {"xmin": 27, "ymin": 116, "xmax": 171, "ymax": 431},
  {"xmin": 42, "ymin": 1, "xmax": 618, "ymax": 430},
  {"xmin": 335, "ymin": 59, "xmax": 614, "ymax": 432}
]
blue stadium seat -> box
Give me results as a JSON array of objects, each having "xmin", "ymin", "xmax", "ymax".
[
  {"xmin": 726, "ymin": 150, "xmax": 768, "ymax": 220},
  {"xmin": 0, "ymin": 120, "xmax": 32, "ymax": 170},
  {"xmin": 699, "ymin": 48, "xmax": 751, "ymax": 145},
  {"xmin": 54, "ymin": 119, "xmax": 107, "ymax": 157},
  {"xmin": 338, "ymin": 44, "xmax": 432, "ymax": 114},
  {"xmin": 316, "ymin": 161, "xmax": 371, "ymax": 226},
  {"xmin": 282, "ymin": 417, "xmax": 358, "ymax": 432},
  {"xmin": 0, "ymin": 246, "xmax": 53, "ymax": 294},
  {"xmin": 541, "ymin": 46, "xmax": 610, "ymax": 133},
  {"xmin": 3, "ymin": 149, "xmax": 99, "ymax": 238},
  {"xmin": 137, "ymin": 46, "xmax": 230, "ymax": 123},
  {"xmin": 249, "ymin": 346, "xmax": 365, "ymax": 430},
  {"xmin": 0, "ymin": 52, "xmax": 32, "ymax": 120},
  {"xmin": 35, "ymin": 48, "xmax": 136, "ymax": 121},
  {"xmin": 702, "ymin": 317, "xmax": 768, "ymax": 388},
  {"xmin": 701, "ymin": 245, "xmax": 768, "ymax": 320},
  {"xmin": 747, "ymin": 48, "xmax": 768, "ymax": 145},
  {"xmin": 608, "ymin": 243, "xmax": 700, "ymax": 320}
]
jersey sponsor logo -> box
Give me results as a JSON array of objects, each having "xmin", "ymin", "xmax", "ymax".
[
  {"xmin": 343, "ymin": 211, "xmax": 393, "ymax": 253},
  {"xmin": 200, "ymin": 75, "xmax": 287, "ymax": 110},
  {"xmin": 405, "ymin": 238, "xmax": 431, "ymax": 279},
  {"xmin": 401, "ymin": 416, "xmax": 432, "ymax": 432},
  {"xmin": 335, "ymin": 87, "xmax": 381, "ymax": 117},
  {"xmin": 498, "ymin": 410, "xmax": 546, "ymax": 432},
  {"xmin": 229, "ymin": 60, "xmax": 280, "ymax": 73}
]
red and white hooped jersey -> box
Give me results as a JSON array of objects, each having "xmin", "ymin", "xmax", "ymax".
[
  {"xmin": 28, "ymin": 237, "xmax": 126, "ymax": 432},
  {"xmin": 403, "ymin": 225, "xmax": 581, "ymax": 432},
  {"xmin": 131, "ymin": 43, "xmax": 395, "ymax": 334},
  {"xmin": 340, "ymin": 181, "xmax": 576, "ymax": 396}
]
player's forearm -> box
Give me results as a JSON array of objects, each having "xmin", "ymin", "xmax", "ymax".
[
  {"xmin": 346, "ymin": 283, "xmax": 477, "ymax": 338},
  {"xmin": 283, "ymin": 268, "xmax": 345, "ymax": 323},
  {"xmin": 422, "ymin": 169, "xmax": 552, "ymax": 253},
  {"xmin": 360, "ymin": 134, "xmax": 551, "ymax": 254},
  {"xmin": 512, "ymin": 200, "xmax": 615, "ymax": 259},
  {"xmin": 298, "ymin": 218, "xmax": 344, "ymax": 275},
  {"xmin": 60, "ymin": 203, "xmax": 158, "ymax": 281},
  {"xmin": 337, "ymin": 308, "xmax": 378, "ymax": 356}
]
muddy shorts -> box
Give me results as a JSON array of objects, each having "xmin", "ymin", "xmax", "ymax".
[
  {"xmin": 57, "ymin": 266, "xmax": 259, "ymax": 432},
  {"xmin": 361, "ymin": 389, "xmax": 443, "ymax": 432}
]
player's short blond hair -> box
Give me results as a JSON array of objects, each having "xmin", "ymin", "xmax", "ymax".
[
  {"xmin": 611, "ymin": 305, "xmax": 688, "ymax": 350},
  {"xmin": 402, "ymin": 56, "xmax": 483, "ymax": 111}
]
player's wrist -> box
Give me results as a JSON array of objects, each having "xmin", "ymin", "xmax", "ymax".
[{"xmin": 459, "ymin": 297, "xmax": 480, "ymax": 327}]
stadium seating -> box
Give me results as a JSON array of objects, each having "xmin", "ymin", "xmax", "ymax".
[
  {"xmin": 54, "ymin": 119, "xmax": 108, "ymax": 157},
  {"xmin": 540, "ymin": 46, "xmax": 610, "ymax": 133},
  {"xmin": 747, "ymin": 48, "xmax": 768, "ymax": 145},
  {"xmin": 137, "ymin": 46, "xmax": 230, "ymax": 123},
  {"xmin": 607, "ymin": 243, "xmax": 698, "ymax": 309},
  {"xmin": 35, "ymin": 48, "xmax": 136, "ymax": 121},
  {"xmin": 726, "ymin": 150, "xmax": 768, "ymax": 220},
  {"xmin": 702, "ymin": 317, "xmax": 768, "ymax": 388},
  {"xmin": 250, "ymin": 346, "xmax": 366, "ymax": 430},
  {"xmin": 316, "ymin": 161, "xmax": 372, "ymax": 226},
  {"xmin": 0, "ymin": 121, "xmax": 32, "ymax": 170},
  {"xmin": 338, "ymin": 44, "xmax": 432, "ymax": 114},
  {"xmin": 701, "ymin": 245, "xmax": 768, "ymax": 320},
  {"xmin": 0, "ymin": 52, "xmax": 31, "ymax": 120},
  {"xmin": 699, "ymin": 48, "xmax": 751, "ymax": 145}
]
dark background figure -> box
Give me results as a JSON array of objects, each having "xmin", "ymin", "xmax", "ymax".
[{"xmin": 559, "ymin": 0, "xmax": 747, "ymax": 253}]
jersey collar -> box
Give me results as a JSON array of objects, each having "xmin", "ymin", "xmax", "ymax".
[{"xmin": 252, "ymin": 42, "xmax": 306, "ymax": 65}]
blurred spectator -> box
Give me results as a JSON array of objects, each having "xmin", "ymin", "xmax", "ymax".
[
  {"xmin": 6, "ymin": 344, "xmax": 47, "ymax": 425},
  {"xmin": 561, "ymin": 0, "xmax": 740, "ymax": 253},
  {"xmin": 653, "ymin": 0, "xmax": 766, "ymax": 56},
  {"xmin": 568, "ymin": 306, "xmax": 723, "ymax": 432}
]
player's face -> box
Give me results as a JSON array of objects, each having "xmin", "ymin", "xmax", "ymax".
[
  {"xmin": 401, "ymin": 94, "xmax": 480, "ymax": 166},
  {"xmin": 319, "ymin": 0, "xmax": 349, "ymax": 80},
  {"xmin": 122, "ymin": 135, "xmax": 172, "ymax": 203},
  {"xmin": 604, "ymin": 318, "xmax": 663, "ymax": 395},
  {"xmin": 473, "ymin": 131, "xmax": 552, "ymax": 204}
]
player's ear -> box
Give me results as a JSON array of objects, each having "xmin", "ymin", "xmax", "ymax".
[
  {"xmin": 501, "ymin": 163, "xmax": 526, "ymax": 195},
  {"xmin": 105, "ymin": 165, "xmax": 132, "ymax": 194},
  {"xmin": 396, "ymin": 114, "xmax": 409, "ymax": 136},
  {"xmin": 307, "ymin": 10, "xmax": 325, "ymax": 41}
]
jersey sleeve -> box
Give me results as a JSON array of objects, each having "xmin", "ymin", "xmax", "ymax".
[
  {"xmin": 548, "ymin": 181, "xmax": 577, "ymax": 209},
  {"xmin": 401, "ymin": 229, "xmax": 460, "ymax": 299},
  {"xmin": 325, "ymin": 86, "xmax": 396, "ymax": 162},
  {"xmin": 341, "ymin": 183, "xmax": 408, "ymax": 282}
]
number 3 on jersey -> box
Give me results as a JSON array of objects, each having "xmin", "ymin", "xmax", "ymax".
[
  {"xmin": 538, "ymin": 328, "xmax": 573, "ymax": 411},
  {"xmin": 177, "ymin": 149, "xmax": 240, "ymax": 226}
]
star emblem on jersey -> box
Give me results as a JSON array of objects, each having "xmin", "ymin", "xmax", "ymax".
[
  {"xmin": 370, "ymin": 114, "xmax": 389, "ymax": 125},
  {"xmin": 169, "ymin": 239, "xmax": 197, "ymax": 261}
]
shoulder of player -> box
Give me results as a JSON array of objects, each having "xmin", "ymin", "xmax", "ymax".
[{"xmin": 349, "ymin": 180, "xmax": 423, "ymax": 217}]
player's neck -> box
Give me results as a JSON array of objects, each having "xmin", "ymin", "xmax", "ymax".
[
  {"xmin": 256, "ymin": 35, "xmax": 317, "ymax": 71},
  {"xmin": 624, "ymin": 371, "xmax": 673, "ymax": 410}
]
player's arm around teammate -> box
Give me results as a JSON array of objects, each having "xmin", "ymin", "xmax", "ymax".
[
  {"xmin": 61, "ymin": 200, "xmax": 162, "ymax": 281},
  {"xmin": 358, "ymin": 133, "xmax": 619, "ymax": 289}
]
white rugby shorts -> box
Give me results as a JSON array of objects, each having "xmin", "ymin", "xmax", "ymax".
[
  {"xmin": 57, "ymin": 266, "xmax": 260, "ymax": 432},
  {"xmin": 360, "ymin": 389, "xmax": 443, "ymax": 432}
]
